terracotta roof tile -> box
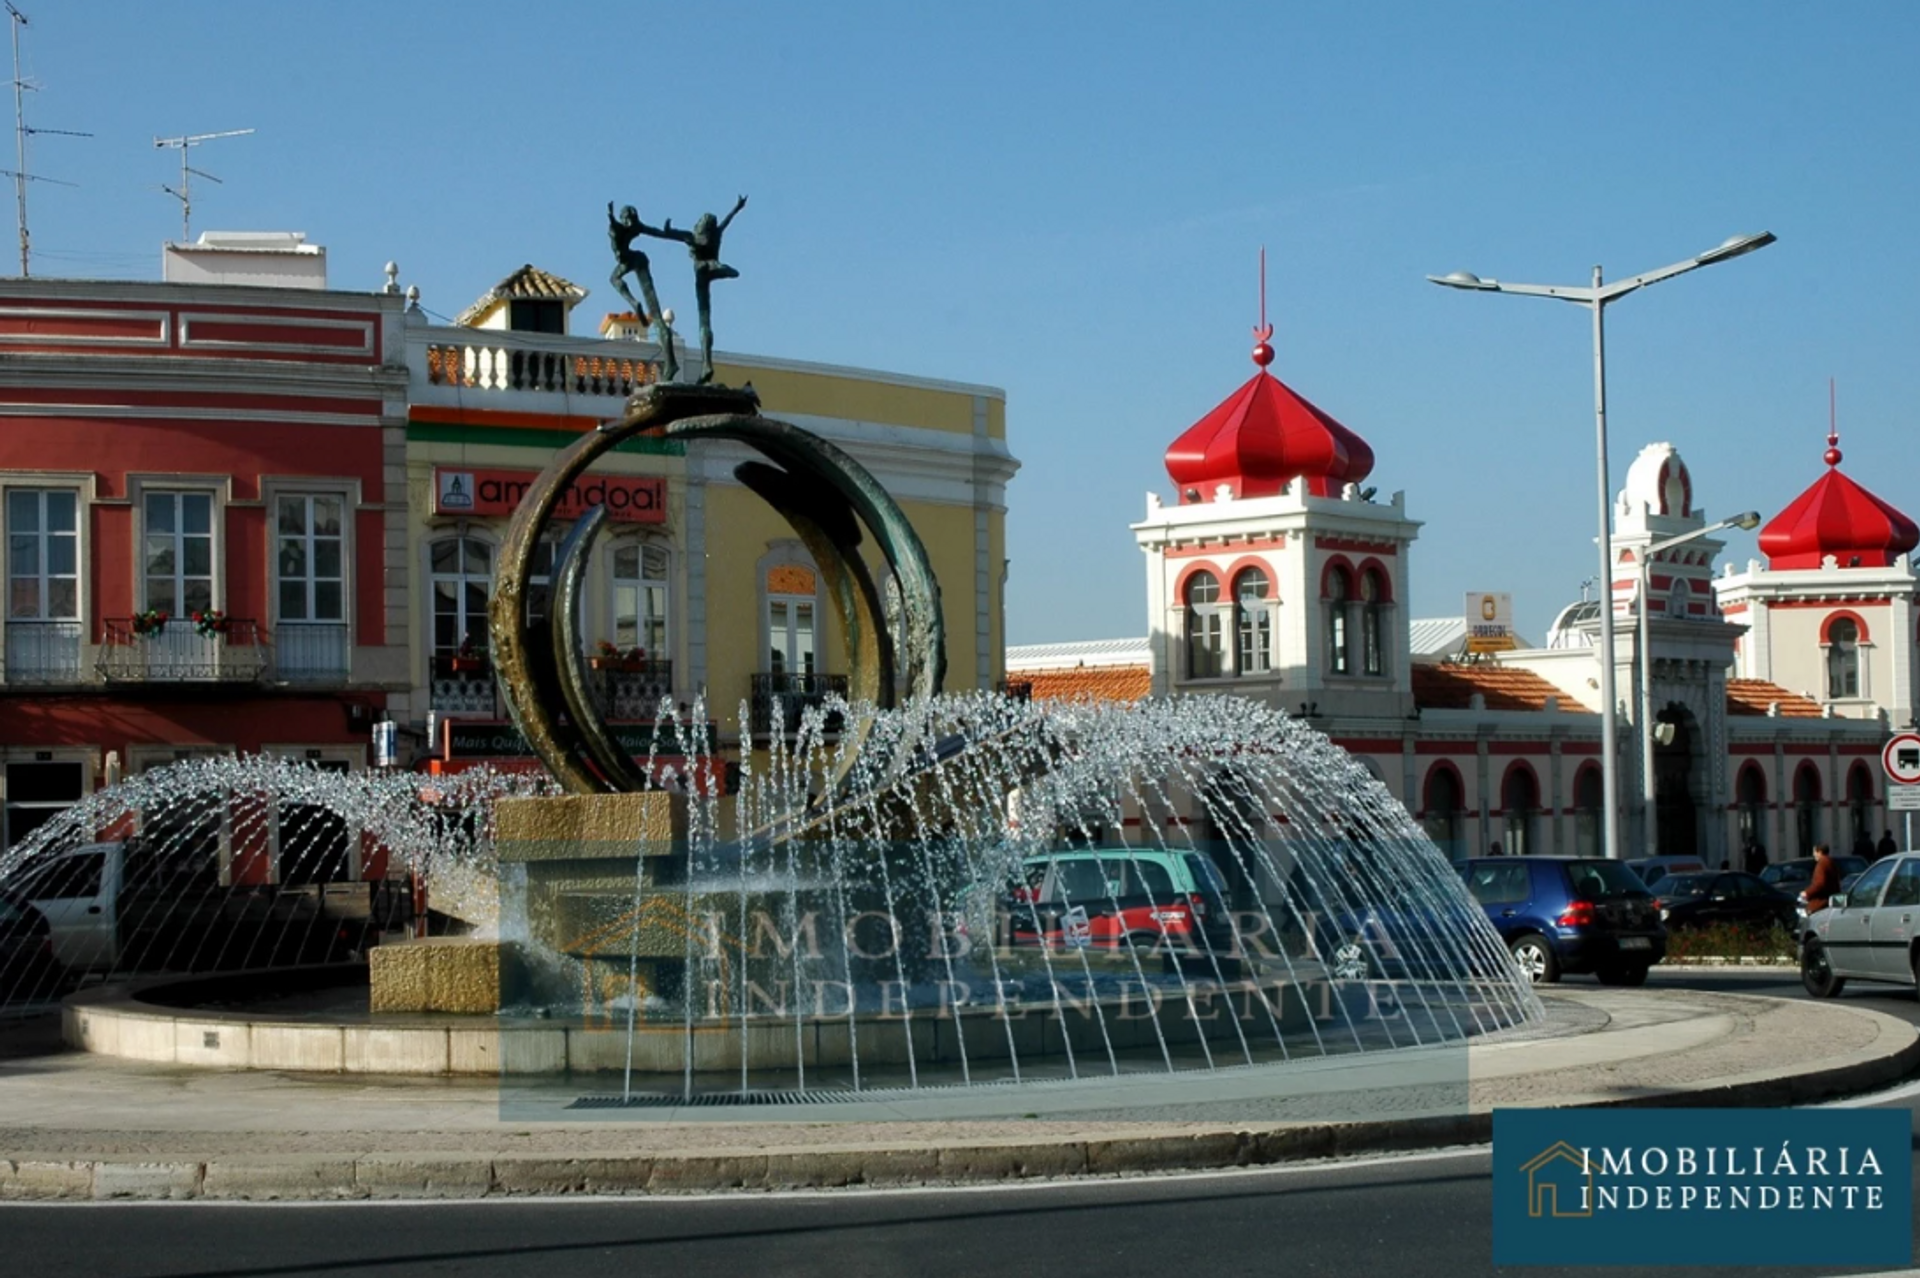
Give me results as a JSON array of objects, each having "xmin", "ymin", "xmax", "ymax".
[
  {"xmin": 1017, "ymin": 664, "xmax": 1151, "ymax": 703},
  {"xmin": 1410, "ymin": 663, "xmax": 1568, "ymax": 712},
  {"xmin": 455, "ymin": 265, "xmax": 588, "ymax": 327},
  {"xmin": 1725, "ymin": 678, "xmax": 1824, "ymax": 718}
]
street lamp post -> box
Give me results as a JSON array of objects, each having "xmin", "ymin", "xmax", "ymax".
[
  {"xmin": 1636, "ymin": 512, "xmax": 1763, "ymax": 858},
  {"xmin": 1429, "ymin": 233, "xmax": 1776, "ymax": 859}
]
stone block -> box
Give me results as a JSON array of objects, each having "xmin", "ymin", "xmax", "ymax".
[
  {"xmin": 345, "ymin": 1026, "xmax": 449, "ymax": 1075},
  {"xmin": 201, "ymin": 1156, "xmax": 361, "ymax": 1200},
  {"xmin": 492, "ymin": 1157, "xmax": 654, "ymax": 1195},
  {"xmin": 250, "ymin": 1025, "xmax": 346, "ymax": 1073},
  {"xmin": 355, "ymin": 1155, "xmax": 494, "ymax": 1199},
  {"xmin": 66, "ymin": 1007, "xmax": 119, "ymax": 1056},
  {"xmin": 450, "ymin": 1027, "xmax": 566, "ymax": 1075},
  {"xmin": 495, "ymin": 792, "xmax": 675, "ymax": 862},
  {"xmin": 174, "ymin": 1020, "xmax": 251, "ymax": 1068},
  {"xmin": 92, "ymin": 1161, "xmax": 203, "ymax": 1200},
  {"xmin": 370, "ymin": 938, "xmax": 506, "ymax": 1015},
  {"xmin": 0, "ymin": 1159, "xmax": 94, "ymax": 1199},
  {"xmin": 113, "ymin": 1014, "xmax": 177, "ymax": 1063},
  {"xmin": 369, "ymin": 942, "xmax": 430, "ymax": 1013}
]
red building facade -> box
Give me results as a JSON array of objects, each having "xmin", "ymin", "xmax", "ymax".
[{"xmin": 0, "ymin": 277, "xmax": 410, "ymax": 866}]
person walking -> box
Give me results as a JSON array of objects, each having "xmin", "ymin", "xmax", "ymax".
[
  {"xmin": 1805, "ymin": 843, "xmax": 1844, "ymax": 915},
  {"xmin": 1742, "ymin": 836, "xmax": 1767, "ymax": 876},
  {"xmin": 1878, "ymin": 829, "xmax": 1899, "ymax": 861},
  {"xmin": 1853, "ymin": 828, "xmax": 1877, "ymax": 862}
]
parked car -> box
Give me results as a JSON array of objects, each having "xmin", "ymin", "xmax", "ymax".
[
  {"xmin": 1800, "ymin": 852, "xmax": 1920, "ymax": 998},
  {"xmin": 0, "ymin": 889, "xmax": 66, "ymax": 1005},
  {"xmin": 1627, "ymin": 856, "xmax": 1706, "ymax": 886},
  {"xmin": 1457, "ymin": 856, "xmax": 1666, "ymax": 986},
  {"xmin": 1643, "ymin": 871, "xmax": 1797, "ymax": 931},
  {"xmin": 1007, "ymin": 847, "xmax": 1236, "ymax": 966},
  {"xmin": 1761, "ymin": 856, "xmax": 1869, "ymax": 892},
  {"xmin": 1760, "ymin": 856, "xmax": 1871, "ymax": 924}
]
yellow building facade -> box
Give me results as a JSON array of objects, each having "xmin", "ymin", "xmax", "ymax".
[{"xmin": 397, "ymin": 268, "xmax": 1015, "ymax": 770}]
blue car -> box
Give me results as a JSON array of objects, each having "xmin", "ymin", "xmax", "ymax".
[{"xmin": 1457, "ymin": 856, "xmax": 1666, "ymax": 986}]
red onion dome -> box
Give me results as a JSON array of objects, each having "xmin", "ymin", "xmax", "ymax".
[
  {"xmin": 1759, "ymin": 434, "xmax": 1918, "ymax": 569},
  {"xmin": 1164, "ymin": 366, "xmax": 1374, "ymax": 503}
]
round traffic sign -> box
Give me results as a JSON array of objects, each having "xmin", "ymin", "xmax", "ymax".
[{"xmin": 1885, "ymin": 733, "xmax": 1920, "ymax": 785}]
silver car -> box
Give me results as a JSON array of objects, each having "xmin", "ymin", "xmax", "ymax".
[{"xmin": 1800, "ymin": 852, "xmax": 1920, "ymax": 998}]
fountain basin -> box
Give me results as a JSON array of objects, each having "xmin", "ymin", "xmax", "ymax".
[{"xmin": 58, "ymin": 964, "xmax": 1389, "ymax": 1078}]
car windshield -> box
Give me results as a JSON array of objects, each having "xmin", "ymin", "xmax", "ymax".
[
  {"xmin": 1652, "ymin": 874, "xmax": 1710, "ymax": 897},
  {"xmin": 1763, "ymin": 862, "xmax": 1812, "ymax": 884},
  {"xmin": 1565, "ymin": 859, "xmax": 1650, "ymax": 900},
  {"xmin": 1836, "ymin": 857, "xmax": 1869, "ymax": 877}
]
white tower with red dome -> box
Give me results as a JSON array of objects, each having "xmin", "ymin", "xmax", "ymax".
[
  {"xmin": 1131, "ymin": 329, "xmax": 1419, "ymax": 723},
  {"xmin": 1715, "ymin": 427, "xmax": 1920, "ymax": 725}
]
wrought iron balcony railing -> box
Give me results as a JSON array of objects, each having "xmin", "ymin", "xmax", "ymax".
[
  {"xmin": 429, "ymin": 652, "xmax": 499, "ymax": 717},
  {"xmin": 749, "ymin": 671, "xmax": 848, "ymax": 738},
  {"xmin": 2, "ymin": 619, "xmax": 85, "ymax": 685},
  {"xmin": 97, "ymin": 618, "xmax": 267, "ymax": 683},
  {"xmin": 273, "ymin": 622, "xmax": 351, "ymax": 684},
  {"xmin": 590, "ymin": 658, "xmax": 674, "ymax": 720}
]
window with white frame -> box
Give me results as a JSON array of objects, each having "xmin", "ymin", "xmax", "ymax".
[
  {"xmin": 1827, "ymin": 617, "xmax": 1861, "ymax": 699},
  {"xmin": 765, "ymin": 564, "xmax": 817, "ymax": 677},
  {"xmin": 1325, "ymin": 566, "xmax": 1352, "ymax": 676},
  {"xmin": 611, "ymin": 542, "xmax": 669, "ymax": 660},
  {"xmin": 1232, "ymin": 567, "xmax": 1271, "ymax": 675},
  {"xmin": 143, "ymin": 491, "xmax": 214, "ymax": 615},
  {"xmin": 429, "ymin": 536, "xmax": 492, "ymax": 655},
  {"xmin": 275, "ymin": 494, "xmax": 346, "ymax": 625},
  {"xmin": 1360, "ymin": 567, "xmax": 1388, "ymax": 677},
  {"xmin": 1185, "ymin": 570, "xmax": 1225, "ymax": 678},
  {"xmin": 7, "ymin": 489, "xmax": 78, "ymax": 621}
]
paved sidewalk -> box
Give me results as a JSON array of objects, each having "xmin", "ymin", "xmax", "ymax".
[{"xmin": 0, "ymin": 986, "xmax": 1913, "ymax": 1199}]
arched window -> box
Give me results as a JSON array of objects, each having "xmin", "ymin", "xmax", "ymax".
[
  {"xmin": 1232, "ymin": 568, "xmax": 1272, "ymax": 676},
  {"xmin": 1848, "ymin": 763, "xmax": 1875, "ymax": 851},
  {"xmin": 611, "ymin": 542, "xmax": 669, "ymax": 661},
  {"xmin": 1502, "ymin": 765, "xmax": 1540, "ymax": 857},
  {"xmin": 1325, "ymin": 566, "xmax": 1352, "ymax": 676},
  {"xmin": 1794, "ymin": 763, "xmax": 1823, "ymax": 859},
  {"xmin": 1666, "ymin": 577, "xmax": 1690, "ymax": 619},
  {"xmin": 1573, "ymin": 765, "xmax": 1604, "ymax": 859},
  {"xmin": 1423, "ymin": 765, "xmax": 1464, "ymax": 862},
  {"xmin": 1185, "ymin": 570, "xmax": 1225, "ymax": 678},
  {"xmin": 429, "ymin": 536, "xmax": 491, "ymax": 657},
  {"xmin": 1360, "ymin": 567, "xmax": 1388, "ymax": 676},
  {"xmin": 1736, "ymin": 764, "xmax": 1767, "ymax": 860},
  {"xmin": 1827, "ymin": 617, "xmax": 1860, "ymax": 699}
]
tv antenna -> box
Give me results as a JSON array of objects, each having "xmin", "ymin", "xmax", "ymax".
[
  {"xmin": 153, "ymin": 127, "xmax": 252, "ymax": 243},
  {"xmin": 4, "ymin": 3, "xmax": 90, "ymax": 277}
]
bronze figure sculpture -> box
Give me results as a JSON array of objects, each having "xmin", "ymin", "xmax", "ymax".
[
  {"xmin": 606, "ymin": 203, "xmax": 680, "ymax": 383},
  {"xmin": 631, "ymin": 195, "xmax": 746, "ymax": 385}
]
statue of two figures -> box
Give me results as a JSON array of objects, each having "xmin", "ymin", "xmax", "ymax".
[{"xmin": 607, "ymin": 195, "xmax": 747, "ymax": 385}]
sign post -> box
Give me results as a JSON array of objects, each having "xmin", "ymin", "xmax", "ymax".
[{"xmin": 1881, "ymin": 733, "xmax": 1920, "ymax": 851}]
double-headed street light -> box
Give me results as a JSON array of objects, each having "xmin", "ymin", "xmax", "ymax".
[
  {"xmin": 1637, "ymin": 511, "xmax": 1762, "ymax": 856},
  {"xmin": 1429, "ymin": 232, "xmax": 1777, "ymax": 860}
]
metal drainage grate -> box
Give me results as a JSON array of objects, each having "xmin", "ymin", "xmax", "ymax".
[{"xmin": 570, "ymin": 1090, "xmax": 875, "ymax": 1108}]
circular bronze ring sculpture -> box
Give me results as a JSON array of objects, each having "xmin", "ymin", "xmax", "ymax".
[{"xmin": 487, "ymin": 383, "xmax": 947, "ymax": 795}]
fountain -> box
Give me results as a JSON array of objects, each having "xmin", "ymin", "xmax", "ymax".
[{"xmin": 0, "ymin": 215, "xmax": 1544, "ymax": 1100}]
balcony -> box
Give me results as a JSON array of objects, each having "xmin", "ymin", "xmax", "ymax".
[
  {"xmin": 430, "ymin": 653, "xmax": 500, "ymax": 717},
  {"xmin": 750, "ymin": 671, "xmax": 849, "ymax": 738},
  {"xmin": 97, "ymin": 618, "xmax": 268, "ymax": 684},
  {"xmin": 590, "ymin": 658, "xmax": 674, "ymax": 720},
  {"xmin": 2, "ymin": 620, "xmax": 85, "ymax": 685},
  {"xmin": 273, "ymin": 623, "xmax": 351, "ymax": 684}
]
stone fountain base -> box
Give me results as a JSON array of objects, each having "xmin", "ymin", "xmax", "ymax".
[{"xmin": 368, "ymin": 938, "xmax": 512, "ymax": 1015}]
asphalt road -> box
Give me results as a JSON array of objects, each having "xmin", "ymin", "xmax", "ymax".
[
  {"xmin": 1, "ymin": 1147, "xmax": 1916, "ymax": 1278},
  {"xmin": 3, "ymin": 967, "xmax": 1918, "ymax": 1278}
]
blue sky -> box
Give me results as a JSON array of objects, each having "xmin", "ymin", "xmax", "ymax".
[{"xmin": 18, "ymin": 2, "xmax": 1920, "ymax": 645}]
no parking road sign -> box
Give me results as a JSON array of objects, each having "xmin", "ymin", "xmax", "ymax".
[{"xmin": 1885, "ymin": 732, "xmax": 1920, "ymax": 811}]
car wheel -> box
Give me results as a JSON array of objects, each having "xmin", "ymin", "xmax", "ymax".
[
  {"xmin": 1802, "ymin": 938, "xmax": 1846, "ymax": 999},
  {"xmin": 1509, "ymin": 935, "xmax": 1559, "ymax": 985},
  {"xmin": 1330, "ymin": 935, "xmax": 1374, "ymax": 981},
  {"xmin": 1597, "ymin": 964, "xmax": 1650, "ymax": 988}
]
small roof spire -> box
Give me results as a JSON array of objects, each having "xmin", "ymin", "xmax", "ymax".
[
  {"xmin": 1824, "ymin": 377, "xmax": 1842, "ymax": 467},
  {"xmin": 1251, "ymin": 246, "xmax": 1274, "ymax": 368}
]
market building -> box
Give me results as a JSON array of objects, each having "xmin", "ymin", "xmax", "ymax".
[{"xmin": 1009, "ymin": 336, "xmax": 1912, "ymax": 866}]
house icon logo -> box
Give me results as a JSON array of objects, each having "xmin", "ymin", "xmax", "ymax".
[
  {"xmin": 438, "ymin": 471, "xmax": 475, "ymax": 511},
  {"xmin": 1521, "ymin": 1141, "xmax": 1593, "ymax": 1218}
]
